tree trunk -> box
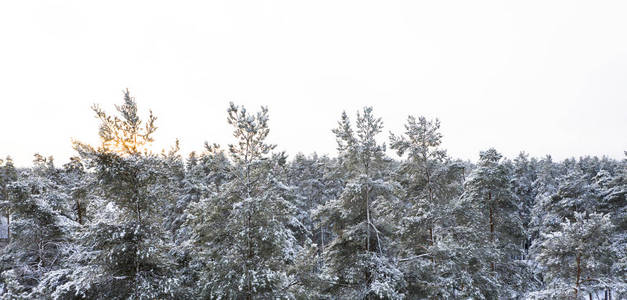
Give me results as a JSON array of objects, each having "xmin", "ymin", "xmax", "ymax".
[
  {"xmin": 133, "ymin": 178, "xmax": 142, "ymax": 300},
  {"xmin": 430, "ymin": 226, "xmax": 435, "ymax": 265},
  {"xmin": 575, "ymin": 253, "xmax": 582, "ymax": 299},
  {"xmin": 366, "ymin": 187, "xmax": 370, "ymax": 253},
  {"xmin": 425, "ymin": 156, "xmax": 436, "ymax": 266},
  {"xmin": 76, "ymin": 199, "xmax": 83, "ymax": 225},
  {"xmin": 364, "ymin": 162, "xmax": 372, "ymax": 289},
  {"xmin": 489, "ymin": 192, "xmax": 495, "ymax": 272},
  {"xmin": 244, "ymin": 141, "xmax": 253, "ymax": 300},
  {"xmin": 365, "ymin": 183, "xmax": 372, "ymax": 287},
  {"xmin": 6, "ymin": 214, "xmax": 9, "ymax": 243},
  {"xmin": 321, "ymin": 226, "xmax": 325, "ymax": 251},
  {"xmin": 4, "ymin": 188, "xmax": 9, "ymax": 243},
  {"xmin": 247, "ymin": 212, "xmax": 253, "ymax": 299}
]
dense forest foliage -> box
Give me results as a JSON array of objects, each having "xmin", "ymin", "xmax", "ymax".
[{"xmin": 0, "ymin": 90, "xmax": 624, "ymax": 299}]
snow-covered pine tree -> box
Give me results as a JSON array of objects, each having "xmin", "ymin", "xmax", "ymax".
[
  {"xmin": 315, "ymin": 108, "xmax": 404, "ymax": 299},
  {"xmin": 287, "ymin": 154, "xmax": 342, "ymax": 254},
  {"xmin": 0, "ymin": 155, "xmax": 77, "ymax": 299},
  {"xmin": 288, "ymin": 154, "xmax": 324, "ymax": 246},
  {"xmin": 285, "ymin": 153, "xmax": 345, "ymax": 298},
  {"xmin": 528, "ymin": 155, "xmax": 561, "ymax": 259},
  {"xmin": 0, "ymin": 157, "xmax": 18, "ymax": 243},
  {"xmin": 530, "ymin": 163, "xmax": 597, "ymax": 270},
  {"xmin": 59, "ymin": 157, "xmax": 89, "ymax": 225},
  {"xmin": 510, "ymin": 152, "xmax": 537, "ymax": 259},
  {"xmin": 389, "ymin": 115, "xmax": 466, "ymax": 298},
  {"xmin": 531, "ymin": 212, "xmax": 615, "ymax": 299},
  {"xmin": 590, "ymin": 158, "xmax": 627, "ymax": 298},
  {"xmin": 158, "ymin": 140, "xmax": 186, "ymax": 238},
  {"xmin": 171, "ymin": 143, "xmax": 237, "ymax": 298},
  {"xmin": 69, "ymin": 89, "xmax": 177, "ymax": 299},
  {"xmin": 530, "ymin": 156, "xmax": 627, "ymax": 299},
  {"xmin": 540, "ymin": 168, "xmax": 596, "ymax": 235},
  {"xmin": 456, "ymin": 148, "xmax": 527, "ymax": 298},
  {"xmin": 180, "ymin": 144, "xmax": 231, "ymax": 222},
  {"xmin": 389, "ymin": 116, "xmax": 447, "ymax": 250},
  {"xmin": 186, "ymin": 103, "xmax": 299, "ymax": 299}
]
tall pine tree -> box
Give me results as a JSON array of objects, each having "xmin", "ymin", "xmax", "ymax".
[
  {"xmin": 316, "ymin": 108, "xmax": 404, "ymax": 299},
  {"xmin": 70, "ymin": 89, "xmax": 177, "ymax": 299},
  {"xmin": 187, "ymin": 103, "xmax": 300, "ymax": 299}
]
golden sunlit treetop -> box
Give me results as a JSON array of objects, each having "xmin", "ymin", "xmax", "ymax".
[{"xmin": 74, "ymin": 89, "xmax": 157, "ymax": 157}]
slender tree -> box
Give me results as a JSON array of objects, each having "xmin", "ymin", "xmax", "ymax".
[{"xmin": 316, "ymin": 108, "xmax": 404, "ymax": 299}]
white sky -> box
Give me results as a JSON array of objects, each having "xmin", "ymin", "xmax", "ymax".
[{"xmin": 1, "ymin": 0, "xmax": 626, "ymax": 167}]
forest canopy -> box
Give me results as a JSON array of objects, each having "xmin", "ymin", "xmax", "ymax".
[{"xmin": 0, "ymin": 90, "xmax": 624, "ymax": 299}]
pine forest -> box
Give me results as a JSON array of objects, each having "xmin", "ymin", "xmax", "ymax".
[{"xmin": 0, "ymin": 90, "xmax": 624, "ymax": 300}]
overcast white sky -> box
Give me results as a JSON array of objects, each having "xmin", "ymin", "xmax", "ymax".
[{"xmin": 1, "ymin": 0, "xmax": 626, "ymax": 167}]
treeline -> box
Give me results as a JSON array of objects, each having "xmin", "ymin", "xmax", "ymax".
[{"xmin": 0, "ymin": 90, "xmax": 624, "ymax": 299}]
